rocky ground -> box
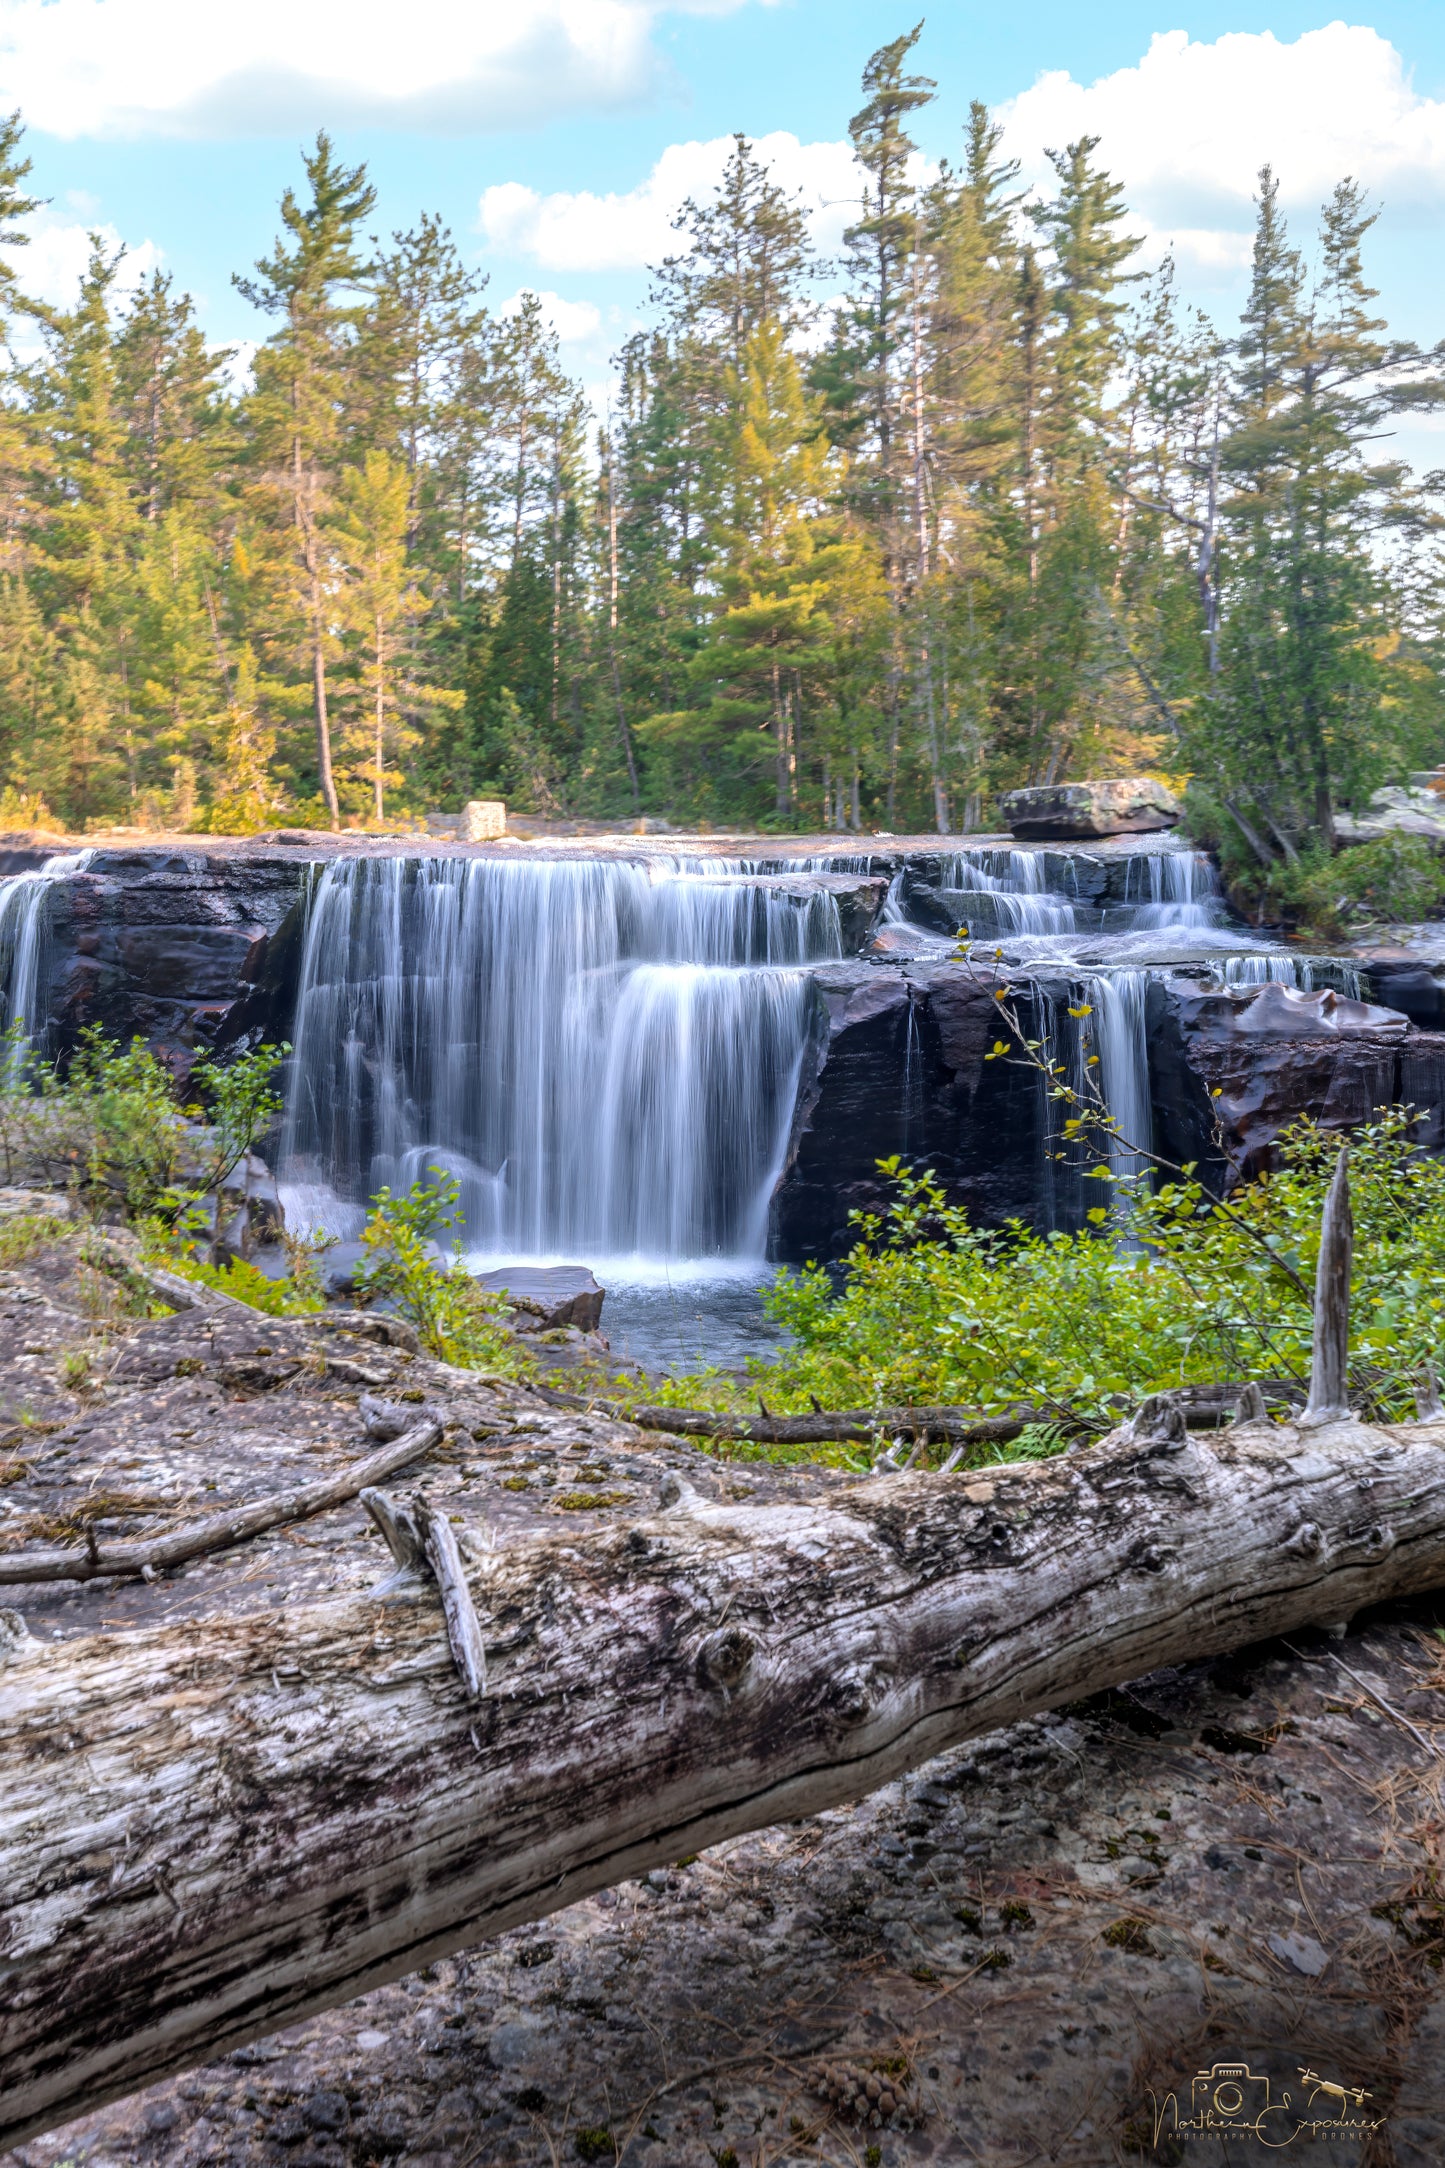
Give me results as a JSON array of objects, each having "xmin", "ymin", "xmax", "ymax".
[{"xmin": 1, "ymin": 1202, "xmax": 1444, "ymax": 2168}]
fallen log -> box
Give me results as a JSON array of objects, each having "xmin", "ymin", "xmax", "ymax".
[
  {"xmin": 4, "ymin": 1402, "xmax": 1445, "ymax": 2146},
  {"xmin": 537, "ymin": 1391, "xmax": 1072, "ymax": 1447},
  {"xmin": 0, "ymin": 1420, "xmax": 443, "ymax": 1585},
  {"xmin": 538, "ymin": 1385, "xmax": 1303, "ymax": 1446}
]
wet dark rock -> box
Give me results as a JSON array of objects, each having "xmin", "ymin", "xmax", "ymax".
[
  {"xmin": 38, "ymin": 847, "xmax": 318, "ymax": 1078},
  {"xmin": 1147, "ymin": 975, "xmax": 1445, "ymax": 1182},
  {"xmin": 769, "ymin": 962, "xmax": 1045, "ymax": 1261},
  {"xmin": 0, "ymin": 844, "xmax": 57, "ymax": 878},
  {"xmin": 1357, "ymin": 949, "xmax": 1445, "ymax": 1029},
  {"xmin": 1172, "ymin": 981, "xmax": 1407, "ymax": 1042}
]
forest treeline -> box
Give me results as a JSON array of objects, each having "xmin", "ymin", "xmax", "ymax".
[{"xmin": 0, "ymin": 26, "xmax": 1443, "ymax": 857}]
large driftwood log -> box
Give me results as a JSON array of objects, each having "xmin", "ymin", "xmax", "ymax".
[{"xmin": 4, "ymin": 1407, "xmax": 1445, "ymax": 2145}]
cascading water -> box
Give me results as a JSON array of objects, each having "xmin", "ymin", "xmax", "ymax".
[
  {"xmin": 938, "ymin": 848, "xmax": 1078, "ymax": 936},
  {"xmin": 1080, "ymin": 972, "xmax": 1154, "ymax": 1191},
  {"xmin": 0, "ymin": 850, "xmax": 91, "ymax": 1053},
  {"xmin": 1117, "ymin": 850, "xmax": 1223, "ymax": 930},
  {"xmin": 280, "ymin": 855, "xmax": 840, "ymax": 1263},
  {"xmin": 1218, "ymin": 953, "xmax": 1363, "ymax": 999}
]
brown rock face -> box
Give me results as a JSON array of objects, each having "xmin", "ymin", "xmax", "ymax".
[
  {"xmin": 1146, "ymin": 975, "xmax": 1445, "ymax": 1184},
  {"xmin": 999, "ymin": 778, "xmax": 1181, "ymax": 839}
]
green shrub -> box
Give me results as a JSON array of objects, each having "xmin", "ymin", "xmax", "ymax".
[
  {"xmin": 355, "ymin": 1171, "xmax": 531, "ymax": 1373},
  {"xmin": 1187, "ymin": 792, "xmax": 1445, "ymax": 936},
  {"xmin": 0, "ymin": 1029, "xmax": 288, "ymax": 1229},
  {"xmin": 629, "ymin": 1113, "xmax": 1445, "ymax": 1449},
  {"xmin": 1279, "ymin": 833, "xmax": 1445, "ymax": 938},
  {"xmin": 161, "ymin": 1250, "xmax": 324, "ymax": 1316},
  {"xmin": 48, "ymin": 1028, "xmax": 190, "ymax": 1218}
]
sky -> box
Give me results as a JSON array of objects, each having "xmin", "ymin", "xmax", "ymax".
[{"xmin": 7, "ymin": 2, "xmax": 1445, "ymax": 434}]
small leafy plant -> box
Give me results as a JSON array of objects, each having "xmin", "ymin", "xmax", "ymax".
[{"xmin": 354, "ymin": 1169, "xmax": 529, "ymax": 1371}]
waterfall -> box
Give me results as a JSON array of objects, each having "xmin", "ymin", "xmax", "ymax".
[
  {"xmin": 1083, "ymin": 971, "xmax": 1154, "ymax": 1191},
  {"xmin": 280, "ymin": 855, "xmax": 840, "ymax": 1262},
  {"xmin": 940, "ymin": 848, "xmax": 1078, "ymax": 936},
  {"xmin": 1218, "ymin": 953, "xmax": 1362, "ymax": 999},
  {"xmin": 0, "ymin": 850, "xmax": 91, "ymax": 1054},
  {"xmin": 1118, "ymin": 850, "xmax": 1223, "ymax": 930}
]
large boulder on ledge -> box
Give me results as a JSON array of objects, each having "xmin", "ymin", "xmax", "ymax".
[{"xmin": 999, "ymin": 778, "xmax": 1180, "ymax": 839}]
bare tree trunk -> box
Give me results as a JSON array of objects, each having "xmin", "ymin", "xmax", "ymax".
[
  {"xmin": 373, "ymin": 617, "xmax": 386, "ymax": 824},
  {"xmin": 5, "ymin": 1409, "xmax": 1445, "ymax": 2148},
  {"xmin": 1305, "ymin": 1151, "xmax": 1353, "ymax": 1424},
  {"xmin": 604, "ymin": 438, "xmax": 640, "ymax": 814},
  {"xmin": 311, "ymin": 607, "xmax": 339, "ymax": 831}
]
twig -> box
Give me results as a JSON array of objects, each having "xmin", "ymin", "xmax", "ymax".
[
  {"xmin": 1281, "ymin": 1636, "xmax": 1439, "ymax": 1760},
  {"xmin": 1329, "ymin": 1656, "xmax": 1437, "ymax": 1761},
  {"xmin": 0, "ymin": 1421, "xmax": 442, "ymax": 1584},
  {"xmin": 914, "ymin": 1952, "xmax": 1010, "ymax": 2011}
]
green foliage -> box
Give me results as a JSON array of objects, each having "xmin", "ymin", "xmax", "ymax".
[
  {"xmin": 184, "ymin": 1041, "xmax": 287, "ymax": 1194},
  {"xmin": 355, "ymin": 1171, "xmax": 531, "ymax": 1372},
  {"xmin": 0, "ymin": 1210, "xmax": 69, "ymax": 1266},
  {"xmin": 162, "ymin": 1249, "xmax": 324, "ymax": 1316},
  {"xmin": 58, "ymin": 1028, "xmax": 190, "ymax": 1219},
  {"xmin": 1211, "ymin": 831, "xmax": 1445, "ymax": 939},
  {"xmin": 646, "ymin": 1118, "xmax": 1445, "ymax": 1441},
  {"xmin": 0, "ymin": 1028, "xmax": 290, "ymax": 1253}
]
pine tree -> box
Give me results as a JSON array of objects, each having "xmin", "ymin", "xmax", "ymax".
[
  {"xmin": 0, "ymin": 109, "xmax": 41, "ymax": 333},
  {"xmin": 843, "ymin": 25, "xmax": 935, "ymax": 526},
  {"xmin": 23, "ymin": 243, "xmax": 154, "ymax": 822},
  {"xmin": 113, "ymin": 272, "xmax": 235, "ymax": 522},
  {"xmin": 332, "ymin": 449, "xmax": 462, "ymax": 822},
  {"xmin": 238, "ymin": 135, "xmax": 377, "ymax": 828}
]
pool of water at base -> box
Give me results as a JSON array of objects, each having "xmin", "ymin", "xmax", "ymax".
[{"xmin": 465, "ymin": 1255, "xmax": 791, "ymax": 1380}]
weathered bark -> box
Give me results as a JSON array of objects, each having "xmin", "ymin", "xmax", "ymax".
[
  {"xmin": 1306, "ymin": 1149, "xmax": 1353, "ymax": 1423},
  {"xmin": 555, "ymin": 1397, "xmax": 1065, "ymax": 1448},
  {"xmin": 539, "ymin": 1383, "xmax": 1298, "ymax": 1445},
  {"xmin": 0, "ymin": 1422, "xmax": 443, "ymax": 1584},
  {"xmin": 4, "ymin": 1408, "xmax": 1445, "ymax": 2146}
]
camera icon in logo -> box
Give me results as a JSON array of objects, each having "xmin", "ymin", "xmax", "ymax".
[{"xmin": 1191, "ymin": 2063, "xmax": 1287, "ymax": 2120}]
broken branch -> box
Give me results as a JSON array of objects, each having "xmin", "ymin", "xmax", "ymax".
[{"xmin": 0, "ymin": 1420, "xmax": 442, "ymax": 1584}]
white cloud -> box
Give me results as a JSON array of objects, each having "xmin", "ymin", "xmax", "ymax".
[
  {"xmin": 0, "ymin": 0, "xmax": 743, "ymax": 139},
  {"xmin": 17, "ymin": 221, "xmax": 161, "ymax": 311},
  {"xmin": 996, "ymin": 25, "xmax": 1445, "ymax": 284},
  {"xmin": 481, "ymin": 131, "xmax": 862, "ymax": 272}
]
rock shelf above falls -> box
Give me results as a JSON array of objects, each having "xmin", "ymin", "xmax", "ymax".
[{"xmin": 0, "ymin": 830, "xmax": 1442, "ymax": 1269}]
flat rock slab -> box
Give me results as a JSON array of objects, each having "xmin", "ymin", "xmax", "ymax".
[{"xmin": 475, "ymin": 1265, "xmax": 605, "ymax": 1333}]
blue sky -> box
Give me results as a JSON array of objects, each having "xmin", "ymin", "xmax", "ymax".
[{"xmin": 7, "ymin": 2, "xmax": 1445, "ymax": 423}]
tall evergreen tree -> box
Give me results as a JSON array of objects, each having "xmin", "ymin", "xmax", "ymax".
[{"xmin": 237, "ymin": 134, "xmax": 376, "ymax": 827}]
